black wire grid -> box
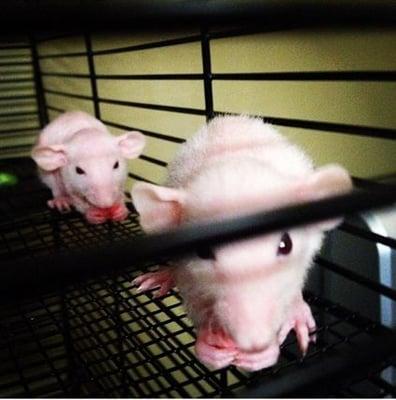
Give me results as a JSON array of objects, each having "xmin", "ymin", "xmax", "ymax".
[
  {"xmin": 1, "ymin": 164, "xmax": 395, "ymax": 397},
  {"xmin": 1, "ymin": 8, "xmax": 396, "ymax": 397}
]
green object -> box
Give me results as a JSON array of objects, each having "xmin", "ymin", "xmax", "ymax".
[{"xmin": 0, "ymin": 172, "xmax": 18, "ymax": 186}]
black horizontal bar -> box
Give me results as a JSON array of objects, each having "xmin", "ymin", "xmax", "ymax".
[
  {"xmin": 139, "ymin": 154, "xmax": 168, "ymax": 167},
  {"xmin": 38, "ymin": 51, "xmax": 88, "ymax": 60},
  {"xmin": 128, "ymin": 172, "xmax": 154, "ymax": 184},
  {"xmin": 0, "ymin": 70, "xmax": 33, "ymax": 76},
  {"xmin": 2, "ymin": 1, "xmax": 396, "ymax": 33},
  {"xmin": 1, "ymin": 187, "xmax": 396, "ymax": 301},
  {"xmin": 215, "ymin": 112, "xmax": 396, "ymax": 141},
  {"xmin": 93, "ymin": 34, "xmax": 202, "ymax": 56},
  {"xmin": 0, "ymin": 78, "xmax": 34, "ymax": 84},
  {"xmin": 241, "ymin": 328, "xmax": 396, "ymax": 397},
  {"xmin": 351, "ymin": 176, "xmax": 395, "ymax": 191},
  {"xmin": 102, "ymin": 119, "xmax": 185, "ymax": 144},
  {"xmin": 209, "ymin": 21, "xmax": 303, "ymax": 40},
  {"xmin": 44, "ymin": 88, "xmax": 92, "ymax": 101},
  {"xmin": 0, "ymin": 102, "xmax": 36, "ymax": 108},
  {"xmin": 339, "ymin": 222, "xmax": 396, "ymax": 249},
  {"xmin": 212, "ymin": 71, "xmax": 396, "ymax": 82},
  {"xmin": 0, "ymin": 61, "xmax": 31, "ymax": 67},
  {"xmin": 316, "ymin": 256, "xmax": 396, "ymax": 301},
  {"xmin": 98, "ymin": 97, "xmax": 206, "ymax": 115},
  {"xmin": 0, "ymin": 44, "xmax": 29, "ymax": 50},
  {"xmin": 46, "ymin": 105, "xmax": 67, "ymax": 114},
  {"xmin": 41, "ymin": 72, "xmax": 90, "ymax": 79},
  {"xmin": 35, "ymin": 32, "xmax": 81, "ymax": 43},
  {"xmin": 0, "ymin": 127, "xmax": 38, "ymax": 135},
  {"xmin": 0, "ymin": 54, "xmax": 30, "ymax": 60},
  {"xmin": 96, "ymin": 73, "xmax": 203, "ymax": 80},
  {"xmin": 0, "ymin": 111, "xmax": 37, "ymax": 118},
  {"xmin": 0, "ymin": 126, "xmax": 40, "ymax": 135},
  {"xmin": 0, "ymin": 84, "xmax": 34, "ymax": 92},
  {"xmin": 0, "ymin": 143, "xmax": 32, "ymax": 152},
  {"xmin": 0, "ymin": 116, "xmax": 37, "ymax": 124},
  {"xmin": 0, "ymin": 94, "xmax": 35, "ymax": 101}
]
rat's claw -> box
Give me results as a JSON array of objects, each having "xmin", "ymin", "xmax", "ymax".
[
  {"xmin": 48, "ymin": 196, "xmax": 73, "ymax": 213},
  {"xmin": 135, "ymin": 277, "xmax": 157, "ymax": 292},
  {"xmin": 132, "ymin": 268, "xmax": 175, "ymax": 297},
  {"xmin": 278, "ymin": 294, "xmax": 316, "ymax": 355},
  {"xmin": 295, "ymin": 321, "xmax": 309, "ymax": 355}
]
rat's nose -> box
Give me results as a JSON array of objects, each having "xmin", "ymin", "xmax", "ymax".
[
  {"xmin": 91, "ymin": 188, "xmax": 117, "ymax": 208},
  {"xmin": 237, "ymin": 338, "xmax": 271, "ymax": 353},
  {"xmin": 232, "ymin": 327, "xmax": 275, "ymax": 353}
]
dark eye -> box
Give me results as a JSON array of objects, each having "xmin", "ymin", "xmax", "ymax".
[
  {"xmin": 113, "ymin": 161, "xmax": 119, "ymax": 169},
  {"xmin": 196, "ymin": 246, "xmax": 215, "ymax": 260},
  {"xmin": 75, "ymin": 166, "xmax": 85, "ymax": 175},
  {"xmin": 277, "ymin": 233, "xmax": 292, "ymax": 256}
]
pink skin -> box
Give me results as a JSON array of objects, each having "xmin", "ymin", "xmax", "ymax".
[
  {"xmin": 132, "ymin": 268, "xmax": 175, "ymax": 298},
  {"xmin": 131, "ymin": 116, "xmax": 353, "ymax": 371},
  {"xmin": 278, "ymin": 294, "xmax": 317, "ymax": 354},
  {"xmin": 133, "ymin": 269, "xmax": 311, "ymax": 371},
  {"xmin": 85, "ymin": 202, "xmax": 129, "ymax": 224},
  {"xmin": 47, "ymin": 196, "xmax": 73, "ymax": 213},
  {"xmin": 31, "ymin": 111, "xmax": 145, "ymax": 223}
]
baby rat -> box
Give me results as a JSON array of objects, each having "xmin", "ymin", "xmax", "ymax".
[
  {"xmin": 131, "ymin": 115, "xmax": 352, "ymax": 371},
  {"xmin": 32, "ymin": 111, "xmax": 145, "ymax": 224}
]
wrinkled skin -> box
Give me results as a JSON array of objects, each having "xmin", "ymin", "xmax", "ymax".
[
  {"xmin": 32, "ymin": 111, "xmax": 145, "ymax": 224},
  {"xmin": 131, "ymin": 116, "xmax": 352, "ymax": 371}
]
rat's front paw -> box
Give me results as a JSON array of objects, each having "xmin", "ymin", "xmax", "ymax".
[
  {"xmin": 108, "ymin": 202, "xmax": 128, "ymax": 222},
  {"xmin": 195, "ymin": 321, "xmax": 238, "ymax": 370},
  {"xmin": 48, "ymin": 196, "xmax": 73, "ymax": 213},
  {"xmin": 233, "ymin": 344, "xmax": 280, "ymax": 372},
  {"xmin": 132, "ymin": 268, "xmax": 175, "ymax": 298},
  {"xmin": 278, "ymin": 295, "xmax": 316, "ymax": 355},
  {"xmin": 85, "ymin": 207, "xmax": 108, "ymax": 224},
  {"xmin": 195, "ymin": 331, "xmax": 238, "ymax": 370}
]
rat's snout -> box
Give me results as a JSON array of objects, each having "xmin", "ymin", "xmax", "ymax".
[
  {"xmin": 216, "ymin": 295, "xmax": 280, "ymax": 354},
  {"xmin": 88, "ymin": 186, "xmax": 119, "ymax": 208},
  {"xmin": 232, "ymin": 325, "xmax": 275, "ymax": 353}
]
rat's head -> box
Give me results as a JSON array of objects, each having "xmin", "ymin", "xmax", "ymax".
[
  {"xmin": 32, "ymin": 128, "xmax": 145, "ymax": 208},
  {"xmin": 132, "ymin": 159, "xmax": 352, "ymax": 352}
]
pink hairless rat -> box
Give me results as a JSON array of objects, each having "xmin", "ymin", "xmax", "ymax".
[
  {"xmin": 32, "ymin": 111, "xmax": 145, "ymax": 224},
  {"xmin": 131, "ymin": 115, "xmax": 352, "ymax": 371}
]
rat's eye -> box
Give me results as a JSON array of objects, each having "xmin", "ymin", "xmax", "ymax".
[
  {"xmin": 277, "ymin": 232, "xmax": 292, "ymax": 256},
  {"xmin": 113, "ymin": 161, "xmax": 119, "ymax": 169},
  {"xmin": 196, "ymin": 246, "xmax": 215, "ymax": 260},
  {"xmin": 75, "ymin": 166, "xmax": 86, "ymax": 175}
]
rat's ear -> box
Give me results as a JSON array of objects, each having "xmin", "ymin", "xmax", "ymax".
[
  {"xmin": 117, "ymin": 131, "xmax": 146, "ymax": 159},
  {"xmin": 31, "ymin": 145, "xmax": 67, "ymax": 171},
  {"xmin": 297, "ymin": 164, "xmax": 353, "ymax": 231},
  {"xmin": 131, "ymin": 182, "xmax": 186, "ymax": 233}
]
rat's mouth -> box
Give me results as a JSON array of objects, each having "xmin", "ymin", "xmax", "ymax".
[{"xmin": 81, "ymin": 194, "xmax": 110, "ymax": 209}]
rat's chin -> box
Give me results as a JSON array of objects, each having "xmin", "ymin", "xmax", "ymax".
[{"xmin": 81, "ymin": 195, "xmax": 111, "ymax": 209}]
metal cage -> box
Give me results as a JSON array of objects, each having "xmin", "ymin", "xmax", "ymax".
[{"xmin": 0, "ymin": 1, "xmax": 396, "ymax": 397}]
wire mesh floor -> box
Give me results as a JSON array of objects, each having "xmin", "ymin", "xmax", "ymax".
[{"xmin": 1, "ymin": 160, "xmax": 396, "ymax": 397}]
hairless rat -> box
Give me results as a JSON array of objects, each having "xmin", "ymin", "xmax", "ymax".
[
  {"xmin": 32, "ymin": 111, "xmax": 145, "ymax": 224},
  {"xmin": 132, "ymin": 115, "xmax": 352, "ymax": 371}
]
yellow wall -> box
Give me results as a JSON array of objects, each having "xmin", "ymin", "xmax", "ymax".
[{"xmin": 2, "ymin": 27, "xmax": 395, "ymax": 183}]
